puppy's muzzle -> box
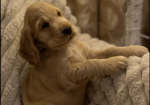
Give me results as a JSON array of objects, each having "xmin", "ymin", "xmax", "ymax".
[{"xmin": 62, "ymin": 26, "xmax": 72, "ymax": 35}]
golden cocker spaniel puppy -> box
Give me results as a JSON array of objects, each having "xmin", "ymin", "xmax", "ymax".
[{"xmin": 19, "ymin": 2, "xmax": 148, "ymax": 105}]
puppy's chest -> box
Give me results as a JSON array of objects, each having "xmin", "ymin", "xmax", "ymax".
[{"xmin": 66, "ymin": 47, "xmax": 86, "ymax": 64}]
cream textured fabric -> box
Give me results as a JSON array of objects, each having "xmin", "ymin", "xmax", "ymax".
[
  {"xmin": 85, "ymin": 52, "xmax": 149, "ymax": 105},
  {"xmin": 1, "ymin": 0, "xmax": 149, "ymax": 105}
]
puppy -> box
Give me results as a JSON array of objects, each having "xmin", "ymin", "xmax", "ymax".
[{"xmin": 19, "ymin": 2, "xmax": 148, "ymax": 105}]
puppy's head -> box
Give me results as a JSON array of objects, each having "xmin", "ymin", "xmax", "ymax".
[{"xmin": 19, "ymin": 2, "xmax": 77, "ymax": 65}]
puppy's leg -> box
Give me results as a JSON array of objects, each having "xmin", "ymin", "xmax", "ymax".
[
  {"xmin": 90, "ymin": 45, "xmax": 148, "ymax": 59},
  {"xmin": 69, "ymin": 56, "xmax": 128, "ymax": 84}
]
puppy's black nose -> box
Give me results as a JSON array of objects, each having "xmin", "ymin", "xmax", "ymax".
[{"xmin": 62, "ymin": 26, "xmax": 72, "ymax": 35}]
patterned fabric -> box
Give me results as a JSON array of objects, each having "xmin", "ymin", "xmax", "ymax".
[
  {"xmin": 67, "ymin": 0, "xmax": 149, "ymax": 46},
  {"xmin": 67, "ymin": 0, "xmax": 127, "ymax": 46},
  {"xmin": 99, "ymin": 0, "xmax": 127, "ymax": 46},
  {"xmin": 67, "ymin": 0, "xmax": 98, "ymax": 37}
]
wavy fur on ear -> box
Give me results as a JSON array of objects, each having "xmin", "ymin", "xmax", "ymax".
[{"xmin": 19, "ymin": 25, "xmax": 40, "ymax": 65}]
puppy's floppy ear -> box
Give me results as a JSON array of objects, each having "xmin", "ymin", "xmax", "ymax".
[{"xmin": 19, "ymin": 25, "xmax": 40, "ymax": 65}]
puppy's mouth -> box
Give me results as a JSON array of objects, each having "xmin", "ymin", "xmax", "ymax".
[
  {"xmin": 55, "ymin": 35, "xmax": 73, "ymax": 48},
  {"xmin": 69, "ymin": 36, "xmax": 73, "ymax": 40},
  {"xmin": 63, "ymin": 35, "xmax": 74, "ymax": 44}
]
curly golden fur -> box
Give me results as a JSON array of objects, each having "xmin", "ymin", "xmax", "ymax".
[{"xmin": 19, "ymin": 2, "xmax": 148, "ymax": 105}]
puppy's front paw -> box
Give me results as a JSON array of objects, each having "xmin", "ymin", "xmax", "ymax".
[
  {"xmin": 106, "ymin": 56, "xmax": 128, "ymax": 75},
  {"xmin": 127, "ymin": 45, "xmax": 148, "ymax": 57}
]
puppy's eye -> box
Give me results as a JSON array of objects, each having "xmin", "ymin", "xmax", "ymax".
[
  {"xmin": 57, "ymin": 12, "xmax": 61, "ymax": 16},
  {"xmin": 41, "ymin": 22, "xmax": 49, "ymax": 29}
]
